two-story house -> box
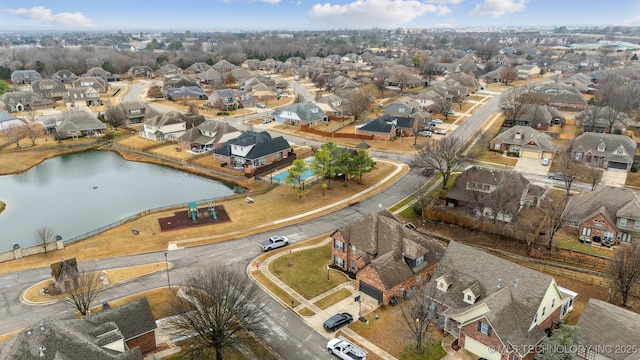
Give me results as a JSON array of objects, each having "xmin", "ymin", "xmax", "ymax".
[
  {"xmin": 561, "ymin": 186, "xmax": 640, "ymax": 245},
  {"xmin": 63, "ymin": 86, "xmax": 102, "ymax": 109},
  {"xmin": 271, "ymin": 102, "xmax": 328, "ymax": 126},
  {"xmin": 117, "ymin": 101, "xmax": 159, "ymax": 124},
  {"xmin": 446, "ymin": 166, "xmax": 545, "ymax": 221},
  {"xmin": 212, "ymin": 131, "xmax": 291, "ymax": 171},
  {"xmin": 0, "ymin": 91, "xmax": 54, "ymax": 113},
  {"xmin": 425, "ymin": 241, "xmax": 576, "ymax": 360},
  {"xmin": 207, "ymin": 89, "xmax": 239, "ymax": 110},
  {"xmin": 141, "ymin": 111, "xmax": 205, "ymax": 141},
  {"xmin": 53, "ymin": 110, "xmax": 107, "ymax": 139},
  {"xmin": 502, "ymin": 104, "xmax": 564, "ymax": 129},
  {"xmin": 52, "ymin": 69, "xmax": 78, "ymax": 84},
  {"xmin": 330, "ymin": 210, "xmax": 445, "ymax": 305},
  {"xmin": 178, "ymin": 119, "xmax": 241, "ymax": 151},
  {"xmin": 127, "ymin": 66, "xmax": 155, "ymax": 79},
  {"xmin": 490, "ymin": 125, "xmax": 557, "ymax": 159},
  {"xmin": 72, "ymin": 77, "xmax": 109, "ymax": 93},
  {"xmin": 571, "ymin": 133, "xmax": 636, "ymax": 170},
  {"xmin": 30, "ymin": 79, "xmax": 68, "ymax": 100}
]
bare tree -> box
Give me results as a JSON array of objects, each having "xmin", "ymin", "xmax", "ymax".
[
  {"xmin": 167, "ymin": 265, "xmax": 267, "ymax": 360},
  {"xmin": 3, "ymin": 123, "xmax": 26, "ymax": 149},
  {"xmin": 400, "ymin": 287, "xmax": 439, "ymax": 354},
  {"xmin": 437, "ymin": 98, "xmax": 453, "ymax": 120},
  {"xmin": 33, "ymin": 226, "xmax": 55, "ymax": 255},
  {"xmin": 557, "ymin": 145, "xmax": 579, "ymax": 196},
  {"xmin": 147, "ymin": 86, "xmax": 163, "ymax": 99},
  {"xmin": 411, "ymin": 136, "xmax": 468, "ymax": 189},
  {"xmin": 607, "ymin": 242, "xmax": 640, "ymax": 307},
  {"xmin": 104, "ymin": 106, "xmax": 127, "ymax": 129},
  {"xmin": 587, "ymin": 166, "xmax": 603, "ymax": 191},
  {"xmin": 499, "ymin": 66, "xmax": 517, "ymax": 84},
  {"xmin": 345, "ymin": 84, "xmax": 375, "ymax": 123},
  {"xmin": 188, "ymin": 102, "xmax": 200, "ymax": 115},
  {"xmin": 499, "ymin": 85, "xmax": 543, "ymax": 126},
  {"xmin": 26, "ymin": 118, "xmax": 43, "ymax": 146},
  {"xmin": 59, "ymin": 270, "xmax": 103, "ymax": 316},
  {"xmin": 541, "ymin": 196, "xmax": 568, "ymax": 250}
]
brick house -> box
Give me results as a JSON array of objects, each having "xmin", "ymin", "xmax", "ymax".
[
  {"xmin": 213, "ymin": 130, "xmax": 291, "ymax": 171},
  {"xmin": 424, "ymin": 241, "xmax": 576, "ymax": 360},
  {"xmin": 271, "ymin": 102, "xmax": 328, "ymax": 126},
  {"xmin": 570, "ymin": 132, "xmax": 636, "ymax": 171},
  {"xmin": 576, "ymin": 299, "xmax": 640, "ymax": 360},
  {"xmin": 561, "ymin": 186, "xmax": 640, "ymax": 245},
  {"xmin": 0, "ymin": 297, "xmax": 157, "ymax": 358},
  {"xmin": 490, "ymin": 125, "xmax": 557, "ymax": 159},
  {"xmin": 141, "ymin": 111, "xmax": 206, "ymax": 141},
  {"xmin": 330, "ymin": 210, "xmax": 445, "ymax": 305},
  {"xmin": 355, "ymin": 116, "xmax": 397, "ymax": 140}
]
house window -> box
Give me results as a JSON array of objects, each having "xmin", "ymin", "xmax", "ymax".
[
  {"xmin": 351, "ymin": 245, "xmax": 356, "ymax": 253},
  {"xmin": 350, "ymin": 261, "xmax": 356, "ymax": 271},
  {"xmin": 334, "ymin": 256, "xmax": 344, "ymax": 267},
  {"xmin": 542, "ymin": 306, "xmax": 546, "ymax": 316},
  {"xmin": 552, "ymin": 298, "xmax": 555, "ymax": 308},
  {"xmin": 570, "ymin": 221, "xmax": 579, "ymax": 228},
  {"xmin": 581, "ymin": 227, "xmax": 591, "ymax": 236},
  {"xmin": 513, "ymin": 356, "xmax": 519, "ymax": 360},
  {"xmin": 533, "ymin": 313, "xmax": 538, "ymax": 323},
  {"xmin": 604, "ymin": 232, "xmax": 614, "ymax": 241},
  {"xmin": 415, "ymin": 255, "xmax": 424, "ymax": 266},
  {"xmin": 494, "ymin": 143, "xmax": 501, "ymax": 150},
  {"xmin": 478, "ymin": 321, "xmax": 492, "ymax": 336},
  {"xmin": 399, "ymin": 108, "xmax": 405, "ymax": 113},
  {"xmin": 616, "ymin": 149, "xmax": 624, "ymax": 155},
  {"xmin": 635, "ymin": 221, "xmax": 640, "ymax": 230},
  {"xmin": 575, "ymin": 152, "xmax": 583, "ymax": 161},
  {"xmin": 597, "ymin": 144, "xmax": 605, "ymax": 152},
  {"xmin": 617, "ymin": 232, "xmax": 630, "ymax": 243},
  {"xmin": 333, "ymin": 239, "xmax": 344, "ymax": 251},
  {"xmin": 467, "ymin": 294, "xmax": 472, "ymax": 301},
  {"xmin": 620, "ymin": 218, "xmax": 627, "ymax": 227}
]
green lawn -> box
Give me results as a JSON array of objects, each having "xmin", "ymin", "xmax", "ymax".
[{"xmin": 269, "ymin": 243, "xmax": 349, "ymax": 299}]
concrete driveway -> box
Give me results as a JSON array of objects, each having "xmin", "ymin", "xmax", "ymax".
[
  {"xmin": 600, "ymin": 168, "xmax": 628, "ymax": 187},
  {"xmin": 514, "ymin": 157, "xmax": 549, "ymax": 176}
]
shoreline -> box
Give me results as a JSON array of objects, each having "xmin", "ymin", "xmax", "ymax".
[{"xmin": 0, "ymin": 200, "xmax": 5, "ymax": 215}]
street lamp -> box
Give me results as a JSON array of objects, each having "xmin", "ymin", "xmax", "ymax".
[{"xmin": 164, "ymin": 251, "xmax": 171, "ymax": 289}]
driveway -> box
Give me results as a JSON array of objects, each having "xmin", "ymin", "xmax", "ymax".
[
  {"xmin": 514, "ymin": 157, "xmax": 549, "ymax": 176},
  {"xmin": 600, "ymin": 168, "xmax": 628, "ymax": 187}
]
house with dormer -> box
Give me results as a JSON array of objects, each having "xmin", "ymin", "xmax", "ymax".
[
  {"xmin": 212, "ymin": 131, "xmax": 291, "ymax": 170},
  {"xmin": 0, "ymin": 297, "xmax": 157, "ymax": 359},
  {"xmin": 178, "ymin": 119, "xmax": 241, "ymax": 151},
  {"xmin": 206, "ymin": 89, "xmax": 245, "ymax": 110},
  {"xmin": 0, "ymin": 91, "xmax": 54, "ymax": 112},
  {"xmin": 271, "ymin": 102, "xmax": 328, "ymax": 126},
  {"xmin": 82, "ymin": 67, "xmax": 121, "ymax": 82},
  {"xmin": 117, "ymin": 102, "xmax": 159, "ymax": 124},
  {"xmin": 72, "ymin": 77, "xmax": 109, "ymax": 93},
  {"xmin": 127, "ymin": 66, "xmax": 155, "ymax": 79},
  {"xmin": 561, "ymin": 186, "xmax": 640, "ymax": 245},
  {"xmin": 141, "ymin": 111, "xmax": 205, "ymax": 141},
  {"xmin": 490, "ymin": 125, "xmax": 557, "ymax": 159},
  {"xmin": 446, "ymin": 166, "xmax": 545, "ymax": 221},
  {"xmin": 52, "ymin": 69, "xmax": 78, "ymax": 83},
  {"xmin": 10, "ymin": 69, "xmax": 42, "ymax": 85},
  {"xmin": 571, "ymin": 133, "xmax": 636, "ymax": 170},
  {"xmin": 330, "ymin": 210, "xmax": 445, "ymax": 305},
  {"xmin": 30, "ymin": 79, "xmax": 68, "ymax": 100},
  {"xmin": 425, "ymin": 241, "xmax": 576, "ymax": 360}
]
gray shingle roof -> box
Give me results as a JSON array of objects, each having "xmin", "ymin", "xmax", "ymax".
[
  {"xmin": 55, "ymin": 110, "xmax": 106, "ymax": 133},
  {"xmin": 577, "ymin": 299, "xmax": 640, "ymax": 360},
  {"xmin": 427, "ymin": 241, "xmax": 558, "ymax": 350},
  {"xmin": 213, "ymin": 131, "xmax": 291, "ymax": 160},
  {"xmin": 271, "ymin": 102, "xmax": 327, "ymax": 123},
  {"xmin": 572, "ymin": 133, "xmax": 636, "ymax": 164},
  {"xmin": 87, "ymin": 298, "xmax": 156, "ymax": 341},
  {"xmin": 492, "ymin": 125, "xmax": 557, "ymax": 152},
  {"xmin": 562, "ymin": 186, "xmax": 640, "ymax": 223}
]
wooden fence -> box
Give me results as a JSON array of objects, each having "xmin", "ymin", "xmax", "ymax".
[{"xmin": 300, "ymin": 124, "xmax": 373, "ymax": 140}]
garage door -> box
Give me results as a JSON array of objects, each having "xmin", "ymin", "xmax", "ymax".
[
  {"xmin": 465, "ymin": 337, "xmax": 501, "ymax": 360},
  {"xmin": 359, "ymin": 282, "xmax": 383, "ymax": 303},
  {"xmin": 521, "ymin": 150, "xmax": 539, "ymax": 159},
  {"xmin": 608, "ymin": 162, "xmax": 628, "ymax": 170}
]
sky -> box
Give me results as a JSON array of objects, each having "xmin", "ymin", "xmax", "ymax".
[{"xmin": 0, "ymin": 0, "xmax": 639, "ymax": 31}]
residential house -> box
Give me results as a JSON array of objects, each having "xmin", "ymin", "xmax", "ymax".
[
  {"xmin": 574, "ymin": 106, "xmax": 630, "ymax": 133},
  {"xmin": 127, "ymin": 66, "xmax": 155, "ymax": 79},
  {"xmin": 72, "ymin": 76, "xmax": 109, "ymax": 93},
  {"xmin": 212, "ymin": 59, "xmax": 236, "ymax": 74},
  {"xmin": 490, "ymin": 125, "xmax": 557, "ymax": 159},
  {"xmin": 53, "ymin": 110, "xmax": 106, "ymax": 139},
  {"xmin": 185, "ymin": 62, "xmax": 212, "ymax": 74},
  {"xmin": 207, "ymin": 89, "xmax": 239, "ymax": 110},
  {"xmin": 517, "ymin": 64, "xmax": 541, "ymax": 79},
  {"xmin": 165, "ymin": 86, "xmax": 208, "ymax": 101},
  {"xmin": 503, "ymin": 104, "xmax": 563, "ymax": 129},
  {"xmin": 271, "ymin": 102, "xmax": 328, "ymax": 125},
  {"xmin": 355, "ymin": 116, "xmax": 396, "ymax": 140},
  {"xmin": 384, "ymin": 96, "xmax": 431, "ymax": 124},
  {"xmin": 213, "ymin": 131, "xmax": 291, "ymax": 171},
  {"xmin": 177, "ymin": 119, "xmax": 241, "ymax": 151},
  {"xmin": 163, "ymin": 75, "xmax": 201, "ymax": 90},
  {"xmin": 537, "ymin": 83, "xmax": 587, "ymax": 110},
  {"xmin": 330, "ymin": 210, "xmax": 445, "ymax": 305},
  {"xmin": 30, "ymin": 79, "xmax": 68, "ymax": 100},
  {"xmin": 82, "ymin": 67, "xmax": 121, "ymax": 82},
  {"xmin": 576, "ymin": 299, "xmax": 640, "ymax": 360},
  {"xmin": 117, "ymin": 101, "xmax": 159, "ymax": 124},
  {"xmin": 446, "ymin": 166, "xmax": 545, "ymax": 221},
  {"xmin": 0, "ymin": 298, "xmax": 157, "ymax": 359},
  {"xmin": 0, "ymin": 110, "xmax": 27, "ymax": 132},
  {"xmin": 316, "ymin": 94, "xmax": 349, "ymax": 117},
  {"xmin": 141, "ymin": 111, "xmax": 205, "ymax": 141},
  {"xmin": 571, "ymin": 133, "xmax": 636, "ymax": 170},
  {"xmin": 10, "ymin": 69, "xmax": 42, "ymax": 84},
  {"xmin": 63, "ymin": 86, "xmax": 102, "ymax": 109},
  {"xmin": 424, "ymin": 241, "xmax": 576, "ymax": 360},
  {"xmin": 156, "ymin": 64, "xmax": 183, "ymax": 77},
  {"xmin": 561, "ymin": 186, "xmax": 640, "ymax": 244},
  {"xmin": 52, "ymin": 69, "xmax": 78, "ymax": 83},
  {"xmin": 195, "ymin": 69, "xmax": 224, "ymax": 87},
  {"xmin": 0, "ymin": 91, "xmax": 54, "ymax": 112}
]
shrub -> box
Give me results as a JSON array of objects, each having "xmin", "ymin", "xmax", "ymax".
[{"xmin": 632, "ymin": 163, "xmax": 639, "ymax": 172}]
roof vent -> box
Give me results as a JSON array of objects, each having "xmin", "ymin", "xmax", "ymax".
[
  {"xmin": 38, "ymin": 346, "xmax": 46, "ymax": 357},
  {"xmin": 497, "ymin": 278, "xmax": 502, "ymax": 288},
  {"xmin": 514, "ymin": 279, "xmax": 519, "ymax": 288}
]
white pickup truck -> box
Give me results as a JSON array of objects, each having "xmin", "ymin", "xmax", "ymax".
[{"xmin": 327, "ymin": 337, "xmax": 367, "ymax": 360}]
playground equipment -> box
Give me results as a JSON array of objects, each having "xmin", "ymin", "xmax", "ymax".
[
  {"xmin": 208, "ymin": 201, "xmax": 217, "ymax": 220},
  {"xmin": 188, "ymin": 202, "xmax": 198, "ymax": 221}
]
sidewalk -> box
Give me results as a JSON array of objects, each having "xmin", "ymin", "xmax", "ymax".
[{"xmin": 247, "ymin": 237, "xmax": 398, "ymax": 360}]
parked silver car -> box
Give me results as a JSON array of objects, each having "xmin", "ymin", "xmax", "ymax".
[{"xmin": 259, "ymin": 236, "xmax": 289, "ymax": 251}]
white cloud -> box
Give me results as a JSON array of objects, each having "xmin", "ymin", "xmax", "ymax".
[
  {"xmin": 6, "ymin": 6, "xmax": 93, "ymax": 27},
  {"xmin": 621, "ymin": 15, "xmax": 640, "ymax": 26},
  {"xmin": 257, "ymin": 0, "xmax": 282, "ymax": 4},
  {"xmin": 308, "ymin": 0, "xmax": 447, "ymax": 28},
  {"xmin": 470, "ymin": 0, "xmax": 527, "ymax": 18}
]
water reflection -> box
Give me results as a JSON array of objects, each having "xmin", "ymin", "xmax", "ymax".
[{"xmin": 0, "ymin": 151, "xmax": 238, "ymax": 251}]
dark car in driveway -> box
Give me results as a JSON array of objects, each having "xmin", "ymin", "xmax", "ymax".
[
  {"xmin": 323, "ymin": 312, "xmax": 353, "ymax": 332},
  {"xmin": 548, "ymin": 172, "xmax": 570, "ymax": 181}
]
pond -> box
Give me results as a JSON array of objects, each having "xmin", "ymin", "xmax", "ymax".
[{"xmin": 0, "ymin": 150, "xmax": 240, "ymax": 252}]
